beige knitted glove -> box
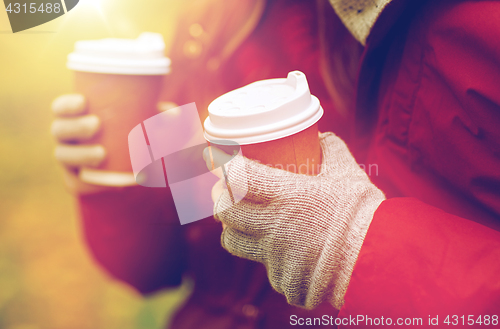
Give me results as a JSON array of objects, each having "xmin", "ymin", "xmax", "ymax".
[{"xmin": 207, "ymin": 132, "xmax": 385, "ymax": 310}]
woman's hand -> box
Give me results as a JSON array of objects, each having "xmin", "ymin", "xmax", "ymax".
[
  {"xmin": 204, "ymin": 132, "xmax": 385, "ymax": 309},
  {"xmin": 51, "ymin": 94, "xmax": 178, "ymax": 194},
  {"xmin": 51, "ymin": 94, "xmax": 107, "ymax": 195}
]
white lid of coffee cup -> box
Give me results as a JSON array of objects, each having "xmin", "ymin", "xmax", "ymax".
[
  {"xmin": 204, "ymin": 71, "xmax": 323, "ymax": 145},
  {"xmin": 67, "ymin": 32, "xmax": 171, "ymax": 75}
]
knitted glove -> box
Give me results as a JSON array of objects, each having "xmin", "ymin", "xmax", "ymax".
[{"xmin": 208, "ymin": 132, "xmax": 385, "ymax": 309}]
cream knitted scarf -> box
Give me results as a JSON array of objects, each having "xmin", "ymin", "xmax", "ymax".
[{"xmin": 329, "ymin": 0, "xmax": 393, "ymax": 45}]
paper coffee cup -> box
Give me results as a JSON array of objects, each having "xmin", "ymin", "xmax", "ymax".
[
  {"xmin": 67, "ymin": 33, "xmax": 171, "ymax": 186},
  {"xmin": 204, "ymin": 71, "xmax": 324, "ymax": 175}
]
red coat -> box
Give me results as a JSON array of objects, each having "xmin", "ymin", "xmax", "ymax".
[
  {"xmin": 339, "ymin": 0, "xmax": 500, "ymax": 325},
  {"xmin": 76, "ymin": 0, "xmax": 500, "ymax": 327}
]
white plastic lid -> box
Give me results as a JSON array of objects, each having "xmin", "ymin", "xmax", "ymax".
[
  {"xmin": 204, "ymin": 71, "xmax": 323, "ymax": 145},
  {"xmin": 67, "ymin": 32, "xmax": 171, "ymax": 75}
]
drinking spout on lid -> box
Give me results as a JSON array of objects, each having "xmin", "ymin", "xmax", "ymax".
[{"xmin": 286, "ymin": 71, "xmax": 310, "ymax": 94}]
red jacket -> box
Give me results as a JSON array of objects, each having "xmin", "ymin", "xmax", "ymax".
[
  {"xmin": 77, "ymin": 0, "xmax": 500, "ymax": 327},
  {"xmin": 339, "ymin": 0, "xmax": 500, "ymax": 325}
]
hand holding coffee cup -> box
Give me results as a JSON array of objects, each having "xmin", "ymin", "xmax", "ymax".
[
  {"xmin": 51, "ymin": 94, "xmax": 179, "ymax": 194},
  {"xmin": 51, "ymin": 93, "xmax": 109, "ymax": 195},
  {"xmin": 65, "ymin": 33, "xmax": 170, "ymax": 187},
  {"xmin": 203, "ymin": 74, "xmax": 386, "ymax": 311}
]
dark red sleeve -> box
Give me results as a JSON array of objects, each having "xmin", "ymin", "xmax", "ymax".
[
  {"xmin": 77, "ymin": 186, "xmax": 187, "ymax": 295},
  {"xmin": 339, "ymin": 198, "xmax": 500, "ymax": 325}
]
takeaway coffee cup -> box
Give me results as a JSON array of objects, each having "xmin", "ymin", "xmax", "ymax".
[
  {"xmin": 67, "ymin": 32, "xmax": 171, "ymax": 186},
  {"xmin": 204, "ymin": 71, "xmax": 324, "ymax": 175}
]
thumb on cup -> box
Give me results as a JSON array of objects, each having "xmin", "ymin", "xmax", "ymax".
[{"xmin": 203, "ymin": 146, "xmax": 233, "ymax": 179}]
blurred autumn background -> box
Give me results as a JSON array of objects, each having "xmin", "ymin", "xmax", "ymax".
[{"xmin": 0, "ymin": 1, "xmax": 192, "ymax": 328}]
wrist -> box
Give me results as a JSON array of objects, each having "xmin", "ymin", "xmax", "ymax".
[{"xmin": 330, "ymin": 184, "xmax": 385, "ymax": 309}]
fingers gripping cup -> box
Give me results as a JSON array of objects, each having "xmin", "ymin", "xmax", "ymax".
[
  {"xmin": 67, "ymin": 33, "xmax": 170, "ymax": 186},
  {"xmin": 204, "ymin": 71, "xmax": 324, "ymax": 175}
]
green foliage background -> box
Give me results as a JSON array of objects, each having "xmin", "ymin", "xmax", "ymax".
[{"xmin": 0, "ymin": 1, "xmax": 191, "ymax": 328}]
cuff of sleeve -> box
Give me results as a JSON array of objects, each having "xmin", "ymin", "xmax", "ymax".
[{"xmin": 329, "ymin": 186, "xmax": 385, "ymax": 309}]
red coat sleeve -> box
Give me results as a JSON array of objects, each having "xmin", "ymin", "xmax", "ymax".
[
  {"xmin": 339, "ymin": 198, "xmax": 500, "ymax": 326},
  {"xmin": 78, "ymin": 186, "xmax": 187, "ymax": 295}
]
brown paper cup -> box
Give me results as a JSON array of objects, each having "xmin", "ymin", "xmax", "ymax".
[
  {"xmin": 74, "ymin": 72, "xmax": 163, "ymax": 172},
  {"xmin": 240, "ymin": 123, "xmax": 321, "ymax": 175},
  {"xmin": 205, "ymin": 71, "xmax": 324, "ymax": 176},
  {"xmin": 67, "ymin": 33, "xmax": 170, "ymax": 186}
]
